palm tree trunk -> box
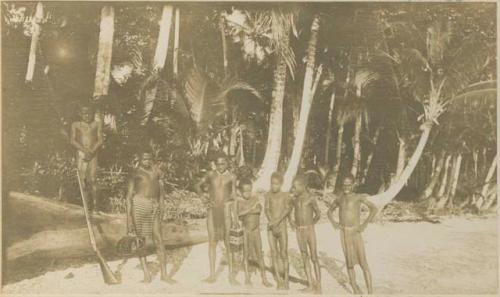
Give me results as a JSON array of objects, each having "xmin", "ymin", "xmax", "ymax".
[
  {"xmin": 330, "ymin": 123, "xmax": 344, "ymax": 191},
  {"xmin": 153, "ymin": 5, "xmax": 174, "ymax": 70},
  {"xmin": 25, "ymin": 2, "xmax": 43, "ymax": 83},
  {"xmin": 473, "ymin": 150, "xmax": 478, "ymax": 178},
  {"xmin": 447, "ymin": 153, "xmax": 463, "ymax": 207},
  {"xmin": 437, "ymin": 154, "xmax": 452, "ymax": 198},
  {"xmin": 254, "ymin": 53, "xmax": 288, "ymax": 191},
  {"xmin": 220, "ymin": 15, "xmax": 228, "ymax": 77},
  {"xmin": 282, "ymin": 15, "xmax": 321, "ymax": 191},
  {"xmin": 93, "ymin": 6, "xmax": 115, "ymax": 98},
  {"xmin": 370, "ymin": 123, "xmax": 433, "ymax": 210},
  {"xmin": 435, "ymin": 154, "xmax": 458, "ymax": 210},
  {"xmin": 361, "ymin": 127, "xmax": 381, "ymax": 185},
  {"xmin": 419, "ymin": 151, "xmax": 445, "ymax": 200},
  {"xmin": 476, "ymin": 154, "xmax": 497, "ymax": 209},
  {"xmin": 395, "ymin": 137, "xmax": 407, "ymax": 180},
  {"xmin": 324, "ymin": 90, "xmax": 336, "ymax": 166},
  {"xmin": 350, "ymin": 115, "xmax": 362, "ymax": 180},
  {"xmin": 173, "ymin": 7, "xmax": 180, "ymax": 77}
]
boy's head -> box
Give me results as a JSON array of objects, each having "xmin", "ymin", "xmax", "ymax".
[
  {"xmin": 292, "ymin": 175, "xmax": 307, "ymax": 194},
  {"xmin": 327, "ymin": 172, "xmax": 337, "ymax": 187},
  {"xmin": 239, "ymin": 178, "xmax": 253, "ymax": 199},
  {"xmin": 342, "ymin": 174, "xmax": 355, "ymax": 194},
  {"xmin": 139, "ymin": 151, "xmax": 154, "ymax": 169},
  {"xmin": 270, "ymin": 172, "xmax": 283, "ymax": 193},
  {"xmin": 79, "ymin": 104, "xmax": 94, "ymax": 123},
  {"xmin": 215, "ymin": 154, "xmax": 228, "ymax": 174}
]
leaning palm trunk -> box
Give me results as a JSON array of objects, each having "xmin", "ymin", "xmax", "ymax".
[
  {"xmin": 370, "ymin": 122, "xmax": 433, "ymax": 210},
  {"xmin": 93, "ymin": 6, "xmax": 115, "ymax": 98},
  {"xmin": 394, "ymin": 137, "xmax": 407, "ymax": 181},
  {"xmin": 254, "ymin": 55, "xmax": 288, "ymax": 191},
  {"xmin": 173, "ymin": 7, "xmax": 180, "ymax": 77},
  {"xmin": 350, "ymin": 115, "xmax": 362, "ymax": 180},
  {"xmin": 324, "ymin": 90, "xmax": 336, "ymax": 165},
  {"xmin": 419, "ymin": 152, "xmax": 445, "ymax": 200},
  {"xmin": 25, "ymin": 2, "xmax": 43, "ymax": 83},
  {"xmin": 476, "ymin": 154, "xmax": 497, "ymax": 209},
  {"xmin": 360, "ymin": 127, "xmax": 381, "ymax": 185},
  {"xmin": 282, "ymin": 15, "xmax": 321, "ymax": 191},
  {"xmin": 142, "ymin": 5, "xmax": 174, "ymax": 125}
]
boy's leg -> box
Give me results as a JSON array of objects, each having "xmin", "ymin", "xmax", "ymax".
[
  {"xmin": 203, "ymin": 210, "xmax": 217, "ymax": 283},
  {"xmin": 223, "ymin": 204, "xmax": 239, "ymax": 285},
  {"xmin": 88, "ymin": 158, "xmax": 98, "ymax": 213},
  {"xmin": 357, "ymin": 237, "xmax": 373, "ymax": 294},
  {"xmin": 267, "ymin": 230, "xmax": 282, "ymax": 287},
  {"xmin": 254, "ymin": 231, "xmax": 272, "ymax": 287},
  {"xmin": 297, "ymin": 229, "xmax": 314, "ymax": 291},
  {"xmin": 347, "ymin": 267, "xmax": 362, "ymax": 294},
  {"xmin": 243, "ymin": 231, "xmax": 251, "ymax": 286},
  {"xmin": 307, "ymin": 226, "xmax": 321, "ymax": 293},
  {"xmin": 154, "ymin": 215, "xmax": 174, "ymax": 284},
  {"xmin": 139, "ymin": 256, "xmax": 152, "ymax": 283},
  {"xmin": 360, "ymin": 261, "xmax": 373, "ymax": 294},
  {"xmin": 278, "ymin": 228, "xmax": 289, "ymax": 289}
]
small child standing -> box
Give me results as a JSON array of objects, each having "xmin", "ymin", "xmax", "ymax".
[{"xmin": 236, "ymin": 179, "xmax": 272, "ymax": 287}]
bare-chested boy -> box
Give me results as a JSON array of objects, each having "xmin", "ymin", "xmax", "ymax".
[
  {"xmin": 70, "ymin": 104, "xmax": 103, "ymax": 213},
  {"xmin": 195, "ymin": 155, "xmax": 239, "ymax": 285},
  {"xmin": 264, "ymin": 172, "xmax": 292, "ymax": 290},
  {"xmin": 327, "ymin": 175, "xmax": 378, "ymax": 294},
  {"xmin": 236, "ymin": 179, "xmax": 272, "ymax": 287},
  {"xmin": 289, "ymin": 175, "xmax": 322, "ymax": 294},
  {"xmin": 126, "ymin": 152, "xmax": 171, "ymax": 284}
]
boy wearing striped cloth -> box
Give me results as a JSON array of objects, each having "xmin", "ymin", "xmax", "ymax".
[{"xmin": 126, "ymin": 152, "xmax": 172, "ymax": 283}]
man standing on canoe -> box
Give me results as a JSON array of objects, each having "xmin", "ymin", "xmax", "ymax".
[
  {"xmin": 70, "ymin": 104, "xmax": 103, "ymax": 214},
  {"xmin": 126, "ymin": 152, "xmax": 171, "ymax": 283},
  {"xmin": 195, "ymin": 154, "xmax": 239, "ymax": 285}
]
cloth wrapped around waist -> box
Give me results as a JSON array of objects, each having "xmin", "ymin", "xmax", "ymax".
[
  {"xmin": 132, "ymin": 195, "xmax": 159, "ymax": 238},
  {"xmin": 209, "ymin": 201, "xmax": 227, "ymax": 241}
]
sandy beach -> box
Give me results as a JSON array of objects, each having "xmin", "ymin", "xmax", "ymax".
[{"xmin": 2, "ymin": 216, "xmax": 497, "ymax": 295}]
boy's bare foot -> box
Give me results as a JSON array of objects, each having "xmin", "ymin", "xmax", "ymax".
[
  {"xmin": 314, "ymin": 283, "xmax": 322, "ymax": 294},
  {"xmin": 262, "ymin": 279, "xmax": 273, "ymax": 287},
  {"xmin": 161, "ymin": 276, "xmax": 177, "ymax": 284},
  {"xmin": 244, "ymin": 278, "xmax": 252, "ymax": 287},
  {"xmin": 141, "ymin": 275, "xmax": 153, "ymax": 283},
  {"xmin": 202, "ymin": 275, "xmax": 217, "ymax": 283},
  {"xmin": 352, "ymin": 284, "xmax": 362, "ymax": 294},
  {"xmin": 300, "ymin": 286, "xmax": 315, "ymax": 293},
  {"xmin": 284, "ymin": 282, "xmax": 290, "ymax": 290}
]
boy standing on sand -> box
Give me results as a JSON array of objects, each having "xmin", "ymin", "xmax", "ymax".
[
  {"xmin": 236, "ymin": 179, "xmax": 272, "ymax": 287},
  {"xmin": 264, "ymin": 172, "xmax": 292, "ymax": 290},
  {"xmin": 289, "ymin": 175, "xmax": 322, "ymax": 294},
  {"xmin": 195, "ymin": 155, "xmax": 239, "ymax": 285},
  {"xmin": 327, "ymin": 175, "xmax": 378, "ymax": 294}
]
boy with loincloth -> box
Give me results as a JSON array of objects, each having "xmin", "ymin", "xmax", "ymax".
[
  {"xmin": 126, "ymin": 152, "xmax": 172, "ymax": 284},
  {"xmin": 236, "ymin": 179, "xmax": 272, "ymax": 287},
  {"xmin": 327, "ymin": 175, "xmax": 378, "ymax": 294},
  {"xmin": 70, "ymin": 104, "xmax": 103, "ymax": 213},
  {"xmin": 264, "ymin": 172, "xmax": 292, "ymax": 290},
  {"xmin": 289, "ymin": 175, "xmax": 322, "ymax": 294},
  {"xmin": 195, "ymin": 155, "xmax": 239, "ymax": 285}
]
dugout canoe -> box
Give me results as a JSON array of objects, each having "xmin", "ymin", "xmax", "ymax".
[{"xmin": 4, "ymin": 192, "xmax": 208, "ymax": 264}]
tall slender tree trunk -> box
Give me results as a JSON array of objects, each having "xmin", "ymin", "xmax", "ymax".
[
  {"xmin": 436, "ymin": 154, "xmax": 452, "ymax": 198},
  {"xmin": 220, "ymin": 15, "xmax": 228, "ymax": 77},
  {"xmin": 361, "ymin": 127, "xmax": 381, "ymax": 185},
  {"xmin": 350, "ymin": 115, "xmax": 362, "ymax": 180},
  {"xmin": 476, "ymin": 154, "xmax": 497, "ymax": 209},
  {"xmin": 173, "ymin": 7, "xmax": 180, "ymax": 77},
  {"xmin": 254, "ymin": 49, "xmax": 288, "ymax": 191},
  {"xmin": 435, "ymin": 154, "xmax": 460, "ymax": 210},
  {"xmin": 153, "ymin": 5, "xmax": 174, "ymax": 71},
  {"xmin": 370, "ymin": 123, "xmax": 433, "ymax": 210},
  {"xmin": 25, "ymin": 2, "xmax": 43, "ymax": 83},
  {"xmin": 93, "ymin": 6, "xmax": 115, "ymax": 98},
  {"xmin": 282, "ymin": 15, "xmax": 321, "ymax": 191},
  {"xmin": 447, "ymin": 154, "xmax": 463, "ymax": 207},
  {"xmin": 395, "ymin": 137, "xmax": 407, "ymax": 181},
  {"xmin": 473, "ymin": 150, "xmax": 478, "ymax": 178},
  {"xmin": 419, "ymin": 151, "xmax": 445, "ymax": 200},
  {"xmin": 330, "ymin": 123, "xmax": 345, "ymax": 191},
  {"xmin": 324, "ymin": 90, "xmax": 336, "ymax": 166}
]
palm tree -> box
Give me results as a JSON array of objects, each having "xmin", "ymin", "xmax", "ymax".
[
  {"xmin": 282, "ymin": 14, "xmax": 322, "ymax": 191},
  {"xmin": 223, "ymin": 8, "xmax": 297, "ymax": 190},
  {"xmin": 25, "ymin": 2, "xmax": 44, "ymax": 83},
  {"xmin": 93, "ymin": 5, "xmax": 115, "ymax": 98}
]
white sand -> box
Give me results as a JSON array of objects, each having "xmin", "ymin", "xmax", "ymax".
[{"xmin": 2, "ymin": 216, "xmax": 497, "ymax": 295}]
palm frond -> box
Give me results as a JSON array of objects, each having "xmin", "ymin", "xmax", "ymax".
[
  {"xmin": 184, "ymin": 67, "xmax": 214, "ymax": 132},
  {"xmin": 353, "ymin": 69, "xmax": 380, "ymax": 97}
]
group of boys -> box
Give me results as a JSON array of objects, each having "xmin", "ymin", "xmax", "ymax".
[{"xmin": 72, "ymin": 104, "xmax": 379, "ymax": 294}]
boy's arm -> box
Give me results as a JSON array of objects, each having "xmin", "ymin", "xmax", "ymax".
[
  {"xmin": 327, "ymin": 199, "xmax": 340, "ymax": 229},
  {"xmin": 269, "ymin": 198, "xmax": 292, "ymax": 227},
  {"xmin": 70, "ymin": 123, "xmax": 87, "ymax": 153},
  {"xmin": 126, "ymin": 177, "xmax": 135, "ymax": 234},
  {"xmin": 359, "ymin": 195, "xmax": 378, "ymax": 232},
  {"xmin": 90, "ymin": 121, "xmax": 104, "ymax": 155},
  {"xmin": 312, "ymin": 198, "xmax": 321, "ymax": 224}
]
